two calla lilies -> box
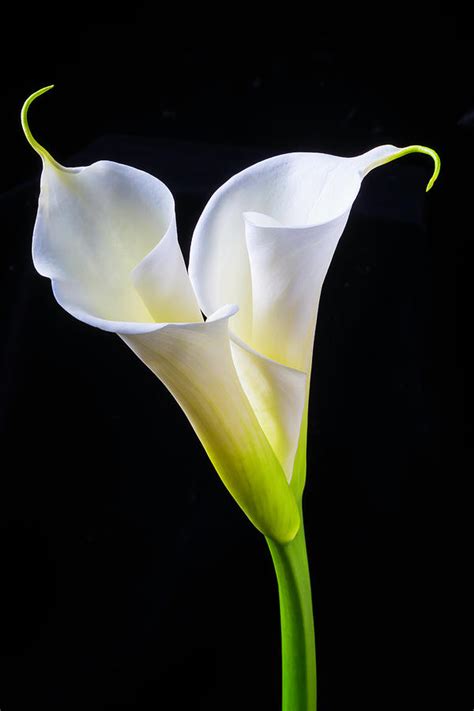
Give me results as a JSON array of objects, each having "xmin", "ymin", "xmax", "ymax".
[
  {"xmin": 22, "ymin": 85, "xmax": 439, "ymax": 544},
  {"xmin": 22, "ymin": 85, "xmax": 439, "ymax": 711}
]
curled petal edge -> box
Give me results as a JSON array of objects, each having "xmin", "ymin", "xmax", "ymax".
[{"xmin": 353, "ymin": 144, "xmax": 440, "ymax": 192}]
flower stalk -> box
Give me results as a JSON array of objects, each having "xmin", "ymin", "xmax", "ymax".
[{"xmin": 267, "ymin": 512, "xmax": 316, "ymax": 711}]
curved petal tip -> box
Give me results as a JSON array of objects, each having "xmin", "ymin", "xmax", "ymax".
[
  {"xmin": 396, "ymin": 145, "xmax": 441, "ymax": 192},
  {"xmin": 21, "ymin": 85, "xmax": 61, "ymax": 167},
  {"xmin": 358, "ymin": 143, "xmax": 440, "ymax": 192},
  {"xmin": 419, "ymin": 145, "xmax": 441, "ymax": 192}
]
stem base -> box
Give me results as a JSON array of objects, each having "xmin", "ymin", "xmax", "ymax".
[{"xmin": 266, "ymin": 521, "xmax": 316, "ymax": 711}]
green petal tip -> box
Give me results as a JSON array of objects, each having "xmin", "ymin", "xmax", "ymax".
[
  {"xmin": 21, "ymin": 85, "xmax": 58, "ymax": 165},
  {"xmin": 361, "ymin": 143, "xmax": 441, "ymax": 193},
  {"xmin": 406, "ymin": 145, "xmax": 441, "ymax": 192},
  {"xmin": 391, "ymin": 144, "xmax": 441, "ymax": 192}
]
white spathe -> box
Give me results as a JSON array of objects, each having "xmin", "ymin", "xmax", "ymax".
[
  {"xmin": 23, "ymin": 88, "xmax": 305, "ymax": 543},
  {"xmin": 35, "ymin": 159, "xmax": 304, "ymax": 542},
  {"xmin": 189, "ymin": 144, "xmax": 439, "ymax": 501},
  {"xmin": 190, "ymin": 151, "xmax": 378, "ymax": 372},
  {"xmin": 34, "ymin": 160, "xmax": 201, "ymax": 328}
]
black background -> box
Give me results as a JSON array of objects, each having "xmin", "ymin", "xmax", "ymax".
[{"xmin": 0, "ymin": 5, "xmax": 470, "ymax": 710}]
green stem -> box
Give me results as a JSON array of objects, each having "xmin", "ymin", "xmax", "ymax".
[{"xmin": 266, "ymin": 516, "xmax": 316, "ymax": 711}]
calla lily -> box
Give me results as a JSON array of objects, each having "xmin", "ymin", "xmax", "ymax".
[
  {"xmin": 190, "ymin": 142, "xmax": 440, "ymax": 498},
  {"xmin": 22, "ymin": 86, "xmax": 304, "ymax": 544},
  {"xmin": 22, "ymin": 86, "xmax": 440, "ymax": 711}
]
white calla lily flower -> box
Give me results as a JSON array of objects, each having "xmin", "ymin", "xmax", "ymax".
[
  {"xmin": 190, "ymin": 143, "xmax": 439, "ymax": 496},
  {"xmin": 22, "ymin": 86, "xmax": 439, "ymax": 544},
  {"xmin": 22, "ymin": 86, "xmax": 302, "ymax": 544}
]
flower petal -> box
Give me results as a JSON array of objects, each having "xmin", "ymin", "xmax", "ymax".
[
  {"xmin": 230, "ymin": 335, "xmax": 307, "ymax": 482},
  {"xmin": 243, "ymin": 210, "xmax": 348, "ymax": 370},
  {"xmin": 188, "ymin": 176, "xmax": 254, "ymax": 343},
  {"xmin": 120, "ymin": 305, "xmax": 300, "ymax": 543},
  {"xmin": 132, "ymin": 218, "xmax": 202, "ymax": 323},
  {"xmin": 190, "ymin": 152, "xmax": 359, "ymax": 371},
  {"xmin": 23, "ymin": 87, "xmax": 200, "ymax": 326},
  {"xmin": 33, "ymin": 159, "xmax": 201, "ymax": 325}
]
